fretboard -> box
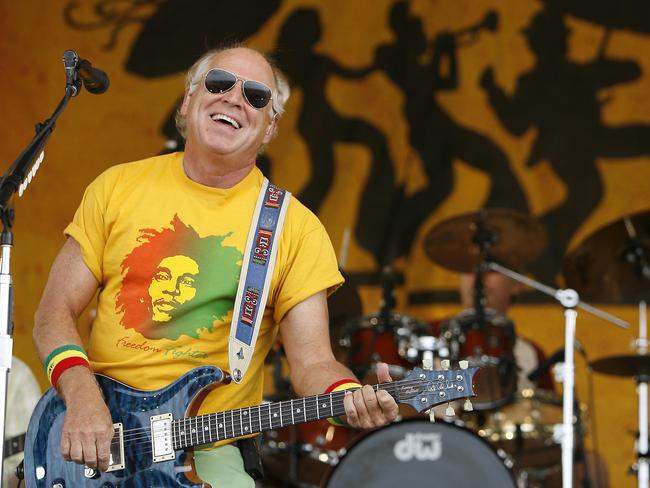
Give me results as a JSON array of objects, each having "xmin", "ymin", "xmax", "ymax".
[{"xmin": 171, "ymin": 385, "xmax": 371, "ymax": 450}]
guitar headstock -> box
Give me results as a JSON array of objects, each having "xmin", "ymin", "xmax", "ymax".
[{"xmin": 394, "ymin": 365, "xmax": 478, "ymax": 413}]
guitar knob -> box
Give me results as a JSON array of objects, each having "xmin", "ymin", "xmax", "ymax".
[
  {"xmin": 441, "ymin": 359, "xmax": 450, "ymax": 370},
  {"xmin": 426, "ymin": 408, "xmax": 435, "ymax": 423},
  {"xmin": 445, "ymin": 404, "xmax": 455, "ymax": 417},
  {"xmin": 464, "ymin": 398, "xmax": 474, "ymax": 412},
  {"xmin": 459, "ymin": 360, "xmax": 469, "ymax": 370},
  {"xmin": 422, "ymin": 351, "xmax": 434, "ymax": 370}
]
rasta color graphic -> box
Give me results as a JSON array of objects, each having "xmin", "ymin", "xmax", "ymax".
[{"xmin": 116, "ymin": 215, "xmax": 243, "ymax": 340}]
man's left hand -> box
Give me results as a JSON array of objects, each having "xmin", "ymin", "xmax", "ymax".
[{"xmin": 342, "ymin": 362, "xmax": 399, "ymax": 429}]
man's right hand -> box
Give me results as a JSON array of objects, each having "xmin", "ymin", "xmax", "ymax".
[{"xmin": 58, "ymin": 366, "xmax": 115, "ymax": 471}]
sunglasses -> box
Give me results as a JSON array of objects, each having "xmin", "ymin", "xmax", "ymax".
[{"xmin": 204, "ymin": 68, "xmax": 273, "ymax": 110}]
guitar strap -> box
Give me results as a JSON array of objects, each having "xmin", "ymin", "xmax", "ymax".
[{"xmin": 228, "ymin": 178, "xmax": 291, "ymax": 384}]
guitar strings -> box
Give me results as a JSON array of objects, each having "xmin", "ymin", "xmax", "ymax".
[
  {"xmin": 106, "ymin": 377, "xmax": 469, "ymax": 451},
  {"xmin": 114, "ymin": 376, "xmax": 463, "ymax": 444}
]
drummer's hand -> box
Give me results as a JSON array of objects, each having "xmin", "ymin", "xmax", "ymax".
[{"xmin": 343, "ymin": 363, "xmax": 399, "ymax": 429}]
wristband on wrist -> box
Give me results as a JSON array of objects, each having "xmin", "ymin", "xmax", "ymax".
[
  {"xmin": 324, "ymin": 379, "xmax": 362, "ymax": 426},
  {"xmin": 44, "ymin": 344, "xmax": 91, "ymax": 389}
]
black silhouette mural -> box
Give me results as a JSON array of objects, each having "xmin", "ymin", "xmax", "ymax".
[
  {"xmin": 356, "ymin": 2, "xmax": 529, "ymax": 264},
  {"xmin": 61, "ymin": 0, "xmax": 650, "ymax": 295},
  {"xmin": 273, "ymin": 9, "xmax": 394, "ymax": 216},
  {"xmin": 480, "ymin": 6, "xmax": 650, "ymax": 282}
]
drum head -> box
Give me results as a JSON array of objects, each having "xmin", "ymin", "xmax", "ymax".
[{"xmin": 323, "ymin": 420, "xmax": 515, "ymax": 487}]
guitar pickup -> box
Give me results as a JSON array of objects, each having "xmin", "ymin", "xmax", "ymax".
[
  {"xmin": 150, "ymin": 413, "xmax": 175, "ymax": 463},
  {"xmin": 106, "ymin": 423, "xmax": 124, "ymax": 472}
]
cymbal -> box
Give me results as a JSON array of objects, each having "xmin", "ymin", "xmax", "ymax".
[
  {"xmin": 563, "ymin": 210, "xmax": 650, "ymax": 302},
  {"xmin": 590, "ymin": 354, "xmax": 650, "ymax": 377},
  {"xmin": 423, "ymin": 208, "xmax": 548, "ymax": 273}
]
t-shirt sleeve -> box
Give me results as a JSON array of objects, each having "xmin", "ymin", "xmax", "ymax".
[
  {"xmin": 63, "ymin": 171, "xmax": 113, "ymax": 283},
  {"xmin": 273, "ymin": 216, "xmax": 344, "ymax": 324}
]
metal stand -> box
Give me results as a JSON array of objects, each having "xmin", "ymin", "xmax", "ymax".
[
  {"xmin": 0, "ymin": 50, "xmax": 91, "ymax": 480},
  {"xmin": 486, "ymin": 261, "xmax": 628, "ymax": 488},
  {"xmin": 636, "ymin": 301, "xmax": 648, "ymax": 488}
]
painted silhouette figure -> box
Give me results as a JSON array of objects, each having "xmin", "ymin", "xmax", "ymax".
[
  {"xmin": 356, "ymin": 2, "xmax": 528, "ymax": 264},
  {"xmin": 273, "ymin": 8, "xmax": 394, "ymax": 215},
  {"xmin": 480, "ymin": 8, "xmax": 650, "ymax": 282}
]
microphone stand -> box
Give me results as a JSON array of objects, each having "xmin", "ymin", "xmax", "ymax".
[
  {"xmin": 486, "ymin": 261, "xmax": 628, "ymax": 488},
  {"xmin": 0, "ymin": 54, "xmax": 82, "ymax": 480}
]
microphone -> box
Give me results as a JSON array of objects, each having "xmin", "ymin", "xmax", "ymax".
[
  {"xmin": 63, "ymin": 50, "xmax": 110, "ymax": 95},
  {"xmin": 527, "ymin": 342, "xmax": 587, "ymax": 383}
]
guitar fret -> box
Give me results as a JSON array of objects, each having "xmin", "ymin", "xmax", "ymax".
[
  {"xmin": 330, "ymin": 392, "xmax": 334, "ymax": 418},
  {"xmin": 291, "ymin": 399, "xmax": 295, "ymax": 425},
  {"xmin": 316, "ymin": 394, "xmax": 320, "ymax": 419},
  {"xmin": 279, "ymin": 401, "xmax": 283, "ymax": 427},
  {"xmin": 218, "ymin": 412, "xmax": 225, "ymax": 441},
  {"xmin": 303, "ymin": 397, "xmax": 307, "ymax": 422},
  {"xmin": 268, "ymin": 403, "xmax": 273, "ymax": 430},
  {"xmin": 201, "ymin": 415, "xmax": 206, "ymax": 445},
  {"xmin": 258, "ymin": 405, "xmax": 262, "ymax": 433},
  {"xmin": 241, "ymin": 408, "xmax": 249, "ymax": 435},
  {"xmin": 248, "ymin": 406, "xmax": 253, "ymax": 434}
]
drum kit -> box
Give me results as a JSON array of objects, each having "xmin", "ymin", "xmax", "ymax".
[{"xmin": 260, "ymin": 208, "xmax": 650, "ymax": 488}]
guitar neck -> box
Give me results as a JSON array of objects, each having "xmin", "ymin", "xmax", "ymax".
[
  {"xmin": 4, "ymin": 432, "xmax": 26, "ymax": 458},
  {"xmin": 172, "ymin": 383, "xmax": 387, "ymax": 450}
]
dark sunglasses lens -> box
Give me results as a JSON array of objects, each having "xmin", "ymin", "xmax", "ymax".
[
  {"xmin": 205, "ymin": 69, "xmax": 237, "ymax": 93},
  {"xmin": 243, "ymin": 81, "xmax": 272, "ymax": 109}
]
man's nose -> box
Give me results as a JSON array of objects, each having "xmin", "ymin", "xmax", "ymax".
[{"xmin": 222, "ymin": 80, "xmax": 245, "ymax": 107}]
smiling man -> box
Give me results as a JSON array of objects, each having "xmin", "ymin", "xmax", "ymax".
[{"xmin": 32, "ymin": 46, "xmax": 398, "ymax": 487}]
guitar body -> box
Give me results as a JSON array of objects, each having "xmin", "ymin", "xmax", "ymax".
[{"xmin": 24, "ymin": 366, "xmax": 224, "ymax": 488}]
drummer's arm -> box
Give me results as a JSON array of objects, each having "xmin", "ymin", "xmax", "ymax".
[{"xmin": 280, "ymin": 291, "xmax": 399, "ymax": 429}]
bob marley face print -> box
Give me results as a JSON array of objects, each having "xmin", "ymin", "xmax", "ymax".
[
  {"xmin": 148, "ymin": 255, "xmax": 200, "ymax": 322},
  {"xmin": 116, "ymin": 215, "xmax": 242, "ymax": 340}
]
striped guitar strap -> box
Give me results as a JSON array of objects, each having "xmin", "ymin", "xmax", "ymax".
[{"xmin": 228, "ymin": 178, "xmax": 291, "ymax": 383}]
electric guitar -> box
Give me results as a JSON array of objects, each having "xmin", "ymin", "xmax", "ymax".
[{"xmin": 24, "ymin": 364, "xmax": 477, "ymax": 487}]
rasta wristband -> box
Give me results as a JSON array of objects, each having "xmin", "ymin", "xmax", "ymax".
[
  {"xmin": 44, "ymin": 344, "xmax": 91, "ymax": 389},
  {"xmin": 325, "ymin": 379, "xmax": 362, "ymax": 426}
]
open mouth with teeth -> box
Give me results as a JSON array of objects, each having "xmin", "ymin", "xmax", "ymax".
[{"xmin": 211, "ymin": 113, "xmax": 241, "ymax": 129}]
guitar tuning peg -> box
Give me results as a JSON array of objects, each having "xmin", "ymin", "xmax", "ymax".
[
  {"xmin": 445, "ymin": 404, "xmax": 455, "ymax": 417},
  {"xmin": 441, "ymin": 359, "xmax": 450, "ymax": 370},
  {"xmin": 422, "ymin": 350, "xmax": 434, "ymax": 370},
  {"xmin": 459, "ymin": 360, "xmax": 469, "ymax": 370},
  {"xmin": 464, "ymin": 398, "xmax": 473, "ymax": 412},
  {"xmin": 426, "ymin": 408, "xmax": 435, "ymax": 423}
]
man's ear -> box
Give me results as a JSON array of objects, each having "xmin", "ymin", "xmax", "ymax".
[
  {"xmin": 179, "ymin": 90, "xmax": 192, "ymax": 116},
  {"xmin": 263, "ymin": 114, "xmax": 279, "ymax": 143}
]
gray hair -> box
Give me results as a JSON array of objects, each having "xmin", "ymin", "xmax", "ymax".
[{"xmin": 175, "ymin": 45, "xmax": 290, "ymax": 139}]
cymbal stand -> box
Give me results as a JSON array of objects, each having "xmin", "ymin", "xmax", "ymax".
[
  {"xmin": 634, "ymin": 301, "xmax": 648, "ymax": 488},
  {"xmin": 486, "ymin": 261, "xmax": 628, "ymax": 488},
  {"xmin": 471, "ymin": 210, "xmax": 497, "ymax": 326}
]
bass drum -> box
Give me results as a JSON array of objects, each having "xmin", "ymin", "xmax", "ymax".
[{"xmin": 322, "ymin": 420, "xmax": 516, "ymax": 487}]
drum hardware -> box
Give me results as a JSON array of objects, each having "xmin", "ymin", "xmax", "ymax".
[
  {"xmin": 564, "ymin": 212, "xmax": 650, "ymax": 488},
  {"xmin": 590, "ymin": 301, "xmax": 649, "ymax": 488},
  {"xmin": 487, "ymin": 261, "xmax": 627, "ymax": 488},
  {"xmin": 422, "ymin": 208, "xmax": 548, "ymax": 274},
  {"xmin": 321, "ymin": 419, "xmax": 517, "ymax": 487},
  {"xmin": 563, "ymin": 210, "xmax": 650, "ymax": 303}
]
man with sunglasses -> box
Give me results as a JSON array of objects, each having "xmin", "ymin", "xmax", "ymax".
[{"xmin": 32, "ymin": 45, "xmax": 399, "ymax": 487}]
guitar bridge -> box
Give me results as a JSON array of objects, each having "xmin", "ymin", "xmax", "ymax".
[
  {"xmin": 150, "ymin": 413, "xmax": 175, "ymax": 463},
  {"xmin": 106, "ymin": 423, "xmax": 124, "ymax": 472}
]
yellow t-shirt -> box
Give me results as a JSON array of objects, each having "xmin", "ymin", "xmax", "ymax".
[{"xmin": 65, "ymin": 152, "xmax": 343, "ymax": 433}]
